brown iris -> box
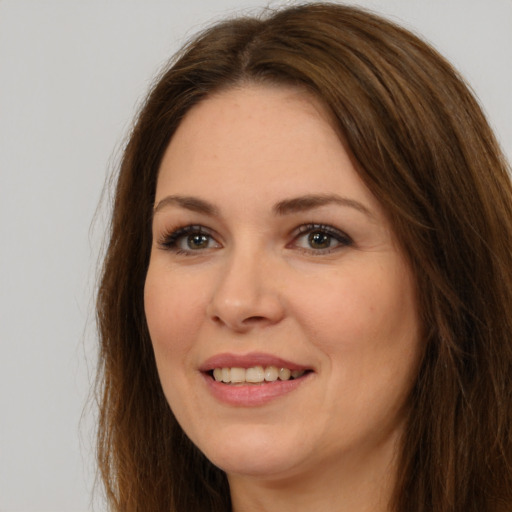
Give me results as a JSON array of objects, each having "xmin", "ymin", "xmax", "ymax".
[
  {"xmin": 308, "ymin": 231, "xmax": 332, "ymax": 249},
  {"xmin": 187, "ymin": 234, "xmax": 210, "ymax": 249}
]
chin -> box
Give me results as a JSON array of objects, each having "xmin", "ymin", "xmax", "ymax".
[{"xmin": 195, "ymin": 425, "xmax": 307, "ymax": 479}]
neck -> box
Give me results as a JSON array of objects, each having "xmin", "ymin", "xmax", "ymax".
[{"xmin": 228, "ymin": 433, "xmax": 400, "ymax": 512}]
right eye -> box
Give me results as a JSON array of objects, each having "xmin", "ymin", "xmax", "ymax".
[{"xmin": 158, "ymin": 225, "xmax": 221, "ymax": 254}]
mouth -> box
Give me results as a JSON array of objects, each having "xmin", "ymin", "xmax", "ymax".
[
  {"xmin": 200, "ymin": 353, "xmax": 314, "ymax": 406},
  {"xmin": 208, "ymin": 366, "xmax": 312, "ymax": 385}
]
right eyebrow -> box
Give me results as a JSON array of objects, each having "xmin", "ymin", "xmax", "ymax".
[{"xmin": 153, "ymin": 195, "xmax": 219, "ymax": 217}]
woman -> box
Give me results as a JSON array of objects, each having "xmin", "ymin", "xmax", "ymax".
[{"xmin": 96, "ymin": 3, "xmax": 512, "ymax": 511}]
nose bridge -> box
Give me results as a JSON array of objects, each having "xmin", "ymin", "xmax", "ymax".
[{"xmin": 207, "ymin": 239, "xmax": 284, "ymax": 330}]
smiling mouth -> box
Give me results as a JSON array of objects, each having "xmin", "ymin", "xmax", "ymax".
[{"xmin": 209, "ymin": 366, "xmax": 312, "ymax": 385}]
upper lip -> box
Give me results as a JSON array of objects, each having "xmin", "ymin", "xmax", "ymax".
[{"xmin": 199, "ymin": 352, "xmax": 311, "ymax": 372}]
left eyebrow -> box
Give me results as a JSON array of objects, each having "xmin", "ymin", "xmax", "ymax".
[{"xmin": 273, "ymin": 194, "xmax": 373, "ymax": 218}]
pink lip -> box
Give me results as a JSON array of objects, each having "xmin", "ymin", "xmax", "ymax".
[
  {"xmin": 199, "ymin": 352, "xmax": 310, "ymax": 372},
  {"xmin": 202, "ymin": 372, "xmax": 311, "ymax": 407},
  {"xmin": 199, "ymin": 352, "xmax": 313, "ymax": 407}
]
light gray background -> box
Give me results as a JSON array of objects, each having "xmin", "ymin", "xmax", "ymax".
[{"xmin": 1, "ymin": 1, "xmax": 510, "ymax": 511}]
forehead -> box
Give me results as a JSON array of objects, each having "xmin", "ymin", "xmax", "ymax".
[
  {"xmin": 156, "ymin": 85, "xmax": 379, "ymax": 209},
  {"xmin": 163, "ymin": 84, "xmax": 337, "ymax": 164}
]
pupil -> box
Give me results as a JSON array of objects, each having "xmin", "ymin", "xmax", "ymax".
[
  {"xmin": 308, "ymin": 231, "xmax": 330, "ymax": 249},
  {"xmin": 188, "ymin": 234, "xmax": 208, "ymax": 249}
]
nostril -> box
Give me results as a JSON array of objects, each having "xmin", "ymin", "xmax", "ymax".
[
  {"xmin": 211, "ymin": 315, "xmax": 226, "ymax": 326},
  {"xmin": 211, "ymin": 314, "xmax": 266, "ymax": 325},
  {"xmin": 243, "ymin": 315, "xmax": 266, "ymax": 323}
]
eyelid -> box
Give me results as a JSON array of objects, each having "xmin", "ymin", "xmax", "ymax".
[
  {"xmin": 288, "ymin": 223, "xmax": 353, "ymax": 253},
  {"xmin": 157, "ymin": 224, "xmax": 221, "ymax": 252},
  {"xmin": 156, "ymin": 222, "xmax": 352, "ymax": 256}
]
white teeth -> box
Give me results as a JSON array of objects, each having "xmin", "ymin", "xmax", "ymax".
[
  {"xmin": 278, "ymin": 367, "xmax": 291, "ymax": 380},
  {"xmin": 264, "ymin": 366, "xmax": 278, "ymax": 382},
  {"xmin": 230, "ymin": 367, "xmax": 245, "ymax": 383},
  {"xmin": 246, "ymin": 366, "xmax": 265, "ymax": 383},
  {"xmin": 211, "ymin": 365, "xmax": 306, "ymax": 384}
]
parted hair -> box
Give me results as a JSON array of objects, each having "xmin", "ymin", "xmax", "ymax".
[{"xmin": 96, "ymin": 3, "xmax": 512, "ymax": 511}]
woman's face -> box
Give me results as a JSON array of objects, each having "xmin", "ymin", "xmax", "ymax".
[{"xmin": 144, "ymin": 85, "xmax": 421, "ymax": 483}]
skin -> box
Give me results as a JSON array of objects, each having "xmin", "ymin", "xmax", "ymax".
[{"xmin": 144, "ymin": 85, "xmax": 421, "ymax": 512}]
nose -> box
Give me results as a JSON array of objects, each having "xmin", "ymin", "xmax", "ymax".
[{"xmin": 206, "ymin": 247, "xmax": 285, "ymax": 332}]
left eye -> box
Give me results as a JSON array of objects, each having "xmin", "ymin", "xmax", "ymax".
[{"xmin": 292, "ymin": 225, "xmax": 352, "ymax": 252}]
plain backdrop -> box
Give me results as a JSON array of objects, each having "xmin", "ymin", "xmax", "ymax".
[{"xmin": 0, "ymin": 1, "xmax": 510, "ymax": 511}]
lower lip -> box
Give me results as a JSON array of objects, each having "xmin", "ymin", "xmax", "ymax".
[{"xmin": 202, "ymin": 373, "xmax": 310, "ymax": 407}]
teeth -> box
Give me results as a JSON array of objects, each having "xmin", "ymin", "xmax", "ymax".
[
  {"xmin": 279, "ymin": 367, "xmax": 291, "ymax": 380},
  {"xmin": 264, "ymin": 366, "xmax": 278, "ymax": 382},
  {"xmin": 230, "ymin": 367, "xmax": 245, "ymax": 383},
  {"xmin": 246, "ymin": 366, "xmax": 265, "ymax": 383},
  {"xmin": 212, "ymin": 366, "xmax": 306, "ymax": 384}
]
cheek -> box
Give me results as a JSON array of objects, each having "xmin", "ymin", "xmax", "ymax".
[
  {"xmin": 293, "ymin": 257, "xmax": 419, "ymax": 363},
  {"xmin": 144, "ymin": 264, "xmax": 206, "ymax": 361},
  {"xmin": 301, "ymin": 269, "xmax": 383, "ymax": 326},
  {"xmin": 143, "ymin": 265, "xmax": 209, "ymax": 420},
  {"xmin": 293, "ymin": 259, "xmax": 420, "ymax": 437}
]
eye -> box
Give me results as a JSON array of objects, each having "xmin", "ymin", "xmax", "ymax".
[
  {"xmin": 158, "ymin": 225, "xmax": 221, "ymax": 254},
  {"xmin": 306, "ymin": 231, "xmax": 333, "ymax": 250},
  {"xmin": 291, "ymin": 224, "xmax": 353, "ymax": 254}
]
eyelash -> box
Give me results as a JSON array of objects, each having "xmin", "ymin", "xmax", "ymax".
[
  {"xmin": 291, "ymin": 223, "xmax": 353, "ymax": 254},
  {"xmin": 157, "ymin": 225, "xmax": 218, "ymax": 255},
  {"xmin": 157, "ymin": 223, "xmax": 353, "ymax": 255}
]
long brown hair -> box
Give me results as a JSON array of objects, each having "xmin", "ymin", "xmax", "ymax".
[{"xmin": 96, "ymin": 3, "xmax": 512, "ymax": 511}]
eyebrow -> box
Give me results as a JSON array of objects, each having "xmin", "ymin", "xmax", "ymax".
[
  {"xmin": 153, "ymin": 195, "xmax": 219, "ymax": 216},
  {"xmin": 153, "ymin": 193, "xmax": 373, "ymax": 218},
  {"xmin": 273, "ymin": 194, "xmax": 373, "ymax": 217}
]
